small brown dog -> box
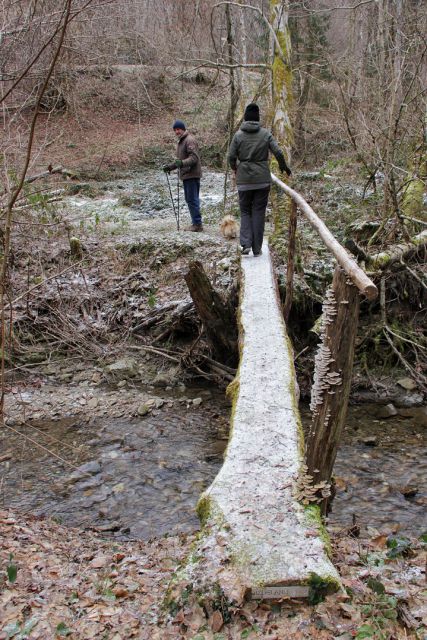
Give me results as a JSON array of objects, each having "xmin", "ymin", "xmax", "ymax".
[{"xmin": 220, "ymin": 215, "xmax": 238, "ymax": 239}]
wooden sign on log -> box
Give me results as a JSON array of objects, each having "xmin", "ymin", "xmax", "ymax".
[{"xmin": 251, "ymin": 586, "xmax": 310, "ymax": 600}]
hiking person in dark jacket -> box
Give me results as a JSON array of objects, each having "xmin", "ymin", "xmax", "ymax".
[
  {"xmin": 163, "ymin": 120, "xmax": 203, "ymax": 232},
  {"xmin": 228, "ymin": 103, "xmax": 291, "ymax": 256}
]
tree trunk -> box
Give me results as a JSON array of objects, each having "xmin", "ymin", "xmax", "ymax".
[
  {"xmin": 269, "ymin": 0, "xmax": 293, "ymax": 249},
  {"xmin": 184, "ymin": 261, "xmax": 238, "ymax": 366},
  {"xmin": 270, "ymin": 0, "xmax": 293, "ymax": 159},
  {"xmin": 306, "ymin": 267, "xmax": 360, "ymax": 509}
]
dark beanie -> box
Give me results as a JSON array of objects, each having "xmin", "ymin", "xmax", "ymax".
[
  {"xmin": 172, "ymin": 119, "xmax": 186, "ymax": 130},
  {"xmin": 244, "ymin": 103, "xmax": 260, "ymax": 122}
]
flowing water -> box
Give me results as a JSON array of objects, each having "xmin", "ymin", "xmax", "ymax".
[
  {"xmin": 2, "ymin": 397, "xmax": 426, "ymax": 540},
  {"xmin": 2, "ymin": 387, "xmax": 229, "ymax": 540},
  {"xmin": 301, "ymin": 403, "xmax": 427, "ymax": 536}
]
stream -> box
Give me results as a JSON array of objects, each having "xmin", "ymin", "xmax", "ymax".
[
  {"xmin": 2, "ymin": 170, "xmax": 426, "ymax": 541},
  {"xmin": 2, "ymin": 396, "xmax": 426, "ymax": 540}
]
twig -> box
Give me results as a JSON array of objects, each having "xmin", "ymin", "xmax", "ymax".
[
  {"xmin": 128, "ymin": 343, "xmax": 181, "ymax": 363},
  {"xmin": 385, "ymin": 324, "xmax": 426, "ymax": 352},
  {"xmin": 3, "ymin": 424, "xmax": 90, "ymax": 474},
  {"xmin": 401, "ymin": 260, "xmax": 427, "ymax": 291},
  {"xmin": 294, "ymin": 346, "xmax": 309, "ymax": 361},
  {"xmin": 6, "ymin": 356, "xmax": 81, "ymax": 374},
  {"xmin": 383, "ymin": 330, "xmax": 427, "ymax": 385},
  {"xmin": 6, "ymin": 260, "xmax": 85, "ymax": 308}
]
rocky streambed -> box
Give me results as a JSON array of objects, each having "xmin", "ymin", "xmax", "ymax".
[
  {"xmin": 3, "ymin": 365, "xmax": 426, "ymax": 541},
  {"xmin": 4, "ymin": 365, "xmax": 230, "ymax": 540}
]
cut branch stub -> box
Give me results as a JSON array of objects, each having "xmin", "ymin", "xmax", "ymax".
[{"xmin": 184, "ymin": 260, "xmax": 237, "ymax": 366}]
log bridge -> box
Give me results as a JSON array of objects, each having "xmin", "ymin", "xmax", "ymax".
[{"xmin": 182, "ymin": 175, "xmax": 378, "ymax": 604}]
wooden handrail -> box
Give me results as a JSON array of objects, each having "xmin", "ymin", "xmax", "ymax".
[{"xmin": 271, "ymin": 174, "xmax": 378, "ymax": 300}]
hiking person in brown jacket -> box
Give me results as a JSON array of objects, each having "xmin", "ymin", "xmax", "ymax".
[{"xmin": 163, "ymin": 120, "xmax": 203, "ymax": 232}]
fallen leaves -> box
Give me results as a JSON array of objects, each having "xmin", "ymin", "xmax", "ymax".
[
  {"xmin": 0, "ymin": 511, "xmax": 189, "ymax": 640},
  {"xmin": 209, "ymin": 609, "xmax": 223, "ymax": 632},
  {"xmin": 1, "ymin": 511, "xmax": 425, "ymax": 639}
]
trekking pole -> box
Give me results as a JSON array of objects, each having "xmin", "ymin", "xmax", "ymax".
[
  {"xmin": 165, "ymin": 171, "xmax": 179, "ymax": 231},
  {"xmin": 176, "ymin": 169, "xmax": 180, "ymax": 231}
]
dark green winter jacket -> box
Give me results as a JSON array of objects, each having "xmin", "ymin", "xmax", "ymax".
[{"xmin": 228, "ymin": 121, "xmax": 289, "ymax": 185}]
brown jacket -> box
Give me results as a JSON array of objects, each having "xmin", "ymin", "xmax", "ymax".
[{"xmin": 176, "ymin": 131, "xmax": 202, "ymax": 180}]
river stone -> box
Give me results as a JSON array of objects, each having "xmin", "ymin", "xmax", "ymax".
[
  {"xmin": 67, "ymin": 460, "xmax": 101, "ymax": 483},
  {"xmin": 396, "ymin": 377, "xmax": 416, "ymax": 391},
  {"xmin": 74, "ymin": 370, "xmax": 90, "ymax": 383},
  {"xmin": 88, "ymin": 397, "xmax": 99, "ymax": 409},
  {"xmin": 137, "ymin": 403, "xmax": 152, "ymax": 416},
  {"xmin": 153, "ymin": 366, "xmax": 179, "ymax": 387},
  {"xmin": 193, "ymin": 397, "xmax": 203, "ymax": 406},
  {"xmin": 58, "ymin": 373, "xmax": 73, "ymax": 382},
  {"xmin": 105, "ymin": 357, "xmax": 139, "ymax": 379},
  {"xmin": 77, "ymin": 475, "xmax": 103, "ymax": 491},
  {"xmin": 45, "ymin": 364, "xmax": 59, "ymax": 375},
  {"xmin": 397, "ymin": 406, "xmax": 427, "ymax": 427},
  {"xmin": 362, "ymin": 436, "xmax": 378, "ymax": 447},
  {"xmin": 376, "ymin": 403, "xmax": 397, "ymax": 419},
  {"xmin": 395, "ymin": 392, "xmax": 424, "ymax": 408}
]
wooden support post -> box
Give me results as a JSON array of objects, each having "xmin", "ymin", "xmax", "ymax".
[
  {"xmin": 184, "ymin": 260, "xmax": 237, "ymax": 366},
  {"xmin": 283, "ymin": 199, "xmax": 297, "ymax": 322},
  {"xmin": 306, "ymin": 266, "xmax": 360, "ymax": 505}
]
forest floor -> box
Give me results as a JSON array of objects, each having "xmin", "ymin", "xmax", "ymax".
[
  {"xmin": 1, "ymin": 509, "xmax": 426, "ymax": 640},
  {"xmin": 1, "ymin": 69, "xmax": 426, "ymax": 639}
]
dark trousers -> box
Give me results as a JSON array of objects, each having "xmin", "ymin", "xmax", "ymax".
[
  {"xmin": 183, "ymin": 178, "xmax": 202, "ymax": 225},
  {"xmin": 238, "ymin": 187, "xmax": 270, "ymax": 255}
]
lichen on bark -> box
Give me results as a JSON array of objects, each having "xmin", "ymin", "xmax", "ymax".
[{"xmin": 269, "ymin": 0, "xmax": 294, "ymax": 250}]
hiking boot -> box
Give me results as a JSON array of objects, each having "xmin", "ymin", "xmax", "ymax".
[
  {"xmin": 186, "ymin": 224, "xmax": 203, "ymax": 232},
  {"xmin": 241, "ymin": 246, "xmax": 250, "ymax": 255},
  {"xmin": 253, "ymin": 249, "xmax": 263, "ymax": 257}
]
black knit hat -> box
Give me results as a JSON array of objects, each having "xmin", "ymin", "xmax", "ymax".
[
  {"xmin": 244, "ymin": 103, "xmax": 260, "ymax": 122},
  {"xmin": 172, "ymin": 119, "xmax": 186, "ymax": 130}
]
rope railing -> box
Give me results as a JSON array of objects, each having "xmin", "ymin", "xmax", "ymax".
[{"xmin": 271, "ymin": 174, "xmax": 378, "ymax": 301}]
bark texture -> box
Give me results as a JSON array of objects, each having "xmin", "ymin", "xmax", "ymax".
[
  {"xmin": 184, "ymin": 260, "xmax": 237, "ymax": 366},
  {"xmin": 306, "ymin": 267, "xmax": 360, "ymax": 492}
]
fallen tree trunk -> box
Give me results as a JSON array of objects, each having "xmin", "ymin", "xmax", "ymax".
[
  {"xmin": 346, "ymin": 229, "xmax": 427, "ymax": 270},
  {"xmin": 184, "ymin": 261, "xmax": 237, "ymax": 366},
  {"xmin": 178, "ymin": 243, "xmax": 340, "ymax": 605},
  {"xmin": 24, "ymin": 165, "xmax": 76, "ymax": 184}
]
